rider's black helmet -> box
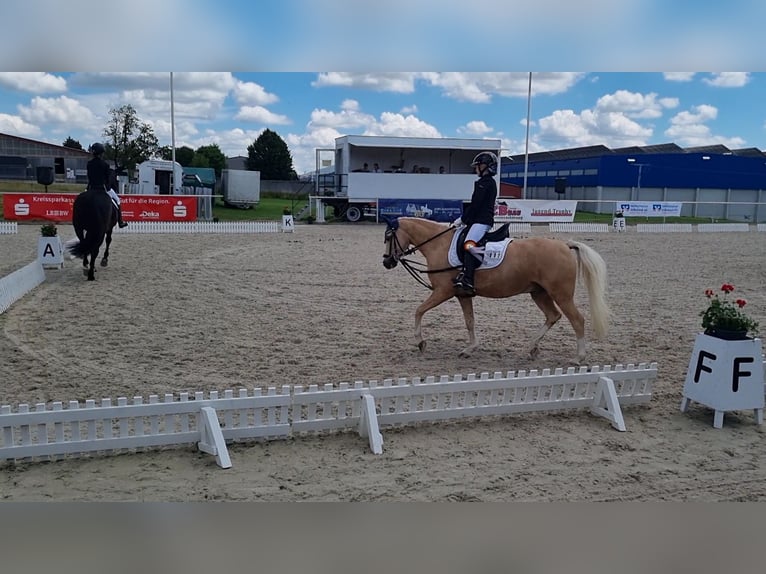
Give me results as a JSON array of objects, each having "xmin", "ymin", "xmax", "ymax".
[
  {"xmin": 89, "ymin": 142, "xmax": 105, "ymax": 156},
  {"xmin": 471, "ymin": 151, "xmax": 498, "ymax": 175}
]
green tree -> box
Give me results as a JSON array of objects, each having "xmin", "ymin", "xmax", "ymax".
[
  {"xmin": 62, "ymin": 136, "xmax": 83, "ymax": 150},
  {"xmin": 246, "ymin": 129, "xmax": 296, "ymax": 180},
  {"xmin": 190, "ymin": 153, "xmax": 210, "ymax": 168},
  {"xmin": 176, "ymin": 146, "xmax": 196, "ymax": 166},
  {"xmin": 157, "ymin": 145, "xmax": 197, "ymax": 167},
  {"xmin": 103, "ymin": 104, "xmax": 159, "ymax": 173},
  {"xmin": 195, "ymin": 144, "xmax": 226, "ymax": 177}
]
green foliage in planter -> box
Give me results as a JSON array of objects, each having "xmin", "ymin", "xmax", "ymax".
[
  {"xmin": 701, "ymin": 283, "xmax": 759, "ymax": 337},
  {"xmin": 40, "ymin": 223, "xmax": 58, "ymax": 237}
]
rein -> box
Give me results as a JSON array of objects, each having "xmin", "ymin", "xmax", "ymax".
[{"xmin": 389, "ymin": 224, "xmax": 460, "ymax": 290}]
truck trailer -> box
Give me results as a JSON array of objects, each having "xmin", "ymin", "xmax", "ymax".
[{"xmin": 312, "ymin": 135, "xmax": 502, "ymax": 222}]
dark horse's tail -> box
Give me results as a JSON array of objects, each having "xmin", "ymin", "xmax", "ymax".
[{"xmin": 68, "ymin": 189, "xmax": 113, "ymax": 259}]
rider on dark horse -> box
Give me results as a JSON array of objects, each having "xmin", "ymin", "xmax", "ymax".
[
  {"xmin": 87, "ymin": 142, "xmax": 127, "ymax": 228},
  {"xmin": 452, "ymin": 151, "xmax": 498, "ymax": 297}
]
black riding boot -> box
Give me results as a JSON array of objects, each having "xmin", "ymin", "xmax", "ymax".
[
  {"xmin": 117, "ymin": 206, "xmax": 128, "ymax": 228},
  {"xmin": 453, "ymin": 253, "xmax": 481, "ymax": 297}
]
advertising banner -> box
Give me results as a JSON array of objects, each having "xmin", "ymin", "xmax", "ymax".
[
  {"xmin": 3, "ymin": 193, "xmax": 197, "ymax": 222},
  {"xmin": 616, "ymin": 201, "xmax": 683, "ymax": 217},
  {"xmin": 495, "ymin": 199, "xmax": 578, "ymax": 223},
  {"xmin": 378, "ymin": 198, "xmax": 463, "ymax": 222}
]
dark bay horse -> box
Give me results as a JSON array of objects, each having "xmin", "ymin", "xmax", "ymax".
[
  {"xmin": 382, "ymin": 217, "xmax": 611, "ymax": 363},
  {"xmin": 68, "ymin": 189, "xmax": 117, "ymax": 280}
]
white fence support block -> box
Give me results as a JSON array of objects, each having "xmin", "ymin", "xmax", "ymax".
[
  {"xmin": 197, "ymin": 406, "xmax": 232, "ymax": 468},
  {"xmin": 358, "ymin": 394, "xmax": 383, "ymax": 454},
  {"xmin": 590, "ymin": 376, "xmax": 626, "ymax": 431}
]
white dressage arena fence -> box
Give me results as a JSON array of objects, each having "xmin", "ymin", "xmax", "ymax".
[
  {"xmin": 0, "ymin": 261, "xmax": 44, "ymax": 315},
  {"xmin": 636, "ymin": 223, "xmax": 694, "ymax": 233},
  {"xmin": 0, "ymin": 221, "xmax": 18, "ymax": 234},
  {"xmin": 696, "ymin": 223, "xmax": 751, "ymax": 233},
  {"xmin": 491, "ymin": 222, "xmax": 532, "ymax": 234},
  {"xmin": 114, "ymin": 221, "xmax": 282, "ymax": 234},
  {"xmin": 548, "ymin": 223, "xmax": 611, "ymax": 233},
  {"xmin": 0, "ymin": 362, "xmax": 657, "ymax": 468}
]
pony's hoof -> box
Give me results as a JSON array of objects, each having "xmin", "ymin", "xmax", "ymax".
[
  {"xmin": 528, "ymin": 347, "xmax": 540, "ymax": 359},
  {"xmin": 417, "ymin": 341, "xmax": 426, "ymax": 353},
  {"xmin": 82, "ymin": 269, "xmax": 89, "ymax": 277},
  {"xmin": 100, "ymin": 260, "xmax": 108, "ymax": 267}
]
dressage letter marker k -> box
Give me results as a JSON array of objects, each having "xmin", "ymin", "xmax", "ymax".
[{"xmin": 693, "ymin": 350, "xmax": 716, "ymax": 383}]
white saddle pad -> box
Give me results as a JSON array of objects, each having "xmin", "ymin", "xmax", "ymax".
[{"xmin": 448, "ymin": 233, "xmax": 513, "ymax": 270}]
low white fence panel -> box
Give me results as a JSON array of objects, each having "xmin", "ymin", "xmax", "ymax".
[
  {"xmin": 0, "ymin": 261, "xmax": 45, "ymax": 315},
  {"xmin": 696, "ymin": 223, "xmax": 751, "ymax": 232},
  {"xmin": 0, "ymin": 221, "xmax": 18, "ymax": 234},
  {"xmin": 114, "ymin": 221, "xmax": 281, "ymax": 234},
  {"xmin": 1, "ymin": 363, "xmax": 657, "ymax": 467},
  {"xmin": 493, "ymin": 221, "xmax": 532, "ymax": 234},
  {"xmin": 636, "ymin": 223, "xmax": 693, "ymax": 233},
  {"xmin": 548, "ymin": 223, "xmax": 611, "ymax": 233}
]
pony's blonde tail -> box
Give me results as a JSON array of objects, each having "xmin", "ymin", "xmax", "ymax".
[{"xmin": 567, "ymin": 240, "xmax": 611, "ymax": 339}]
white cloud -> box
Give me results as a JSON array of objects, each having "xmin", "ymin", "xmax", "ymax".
[
  {"xmin": 312, "ymin": 73, "xmax": 418, "ymax": 93},
  {"xmin": 364, "ymin": 112, "xmax": 441, "ymax": 138},
  {"xmin": 663, "ymin": 73, "xmax": 696, "ymax": 82},
  {"xmin": 233, "ymin": 81, "xmax": 280, "ymax": 106},
  {"xmin": 0, "ymin": 73, "xmax": 66, "ymax": 93},
  {"xmin": 18, "ymin": 95, "xmax": 97, "ymax": 129},
  {"xmin": 308, "ymin": 99, "xmax": 376, "ymax": 130},
  {"xmin": 234, "ymin": 105, "xmax": 291, "ymax": 125},
  {"xmin": 702, "ymin": 72, "xmax": 750, "ymax": 87},
  {"xmin": 595, "ymin": 89, "xmax": 678, "ymax": 119},
  {"xmin": 0, "ymin": 113, "xmax": 41, "ymax": 137},
  {"xmin": 420, "ymin": 72, "xmax": 584, "ymax": 103},
  {"xmin": 458, "ymin": 120, "xmax": 494, "ymax": 136},
  {"xmin": 536, "ymin": 108, "xmax": 652, "ymax": 148},
  {"xmin": 664, "ymin": 104, "xmax": 745, "ymax": 147}
]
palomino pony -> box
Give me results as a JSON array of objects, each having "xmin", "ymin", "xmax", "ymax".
[
  {"xmin": 68, "ymin": 189, "xmax": 117, "ymax": 280},
  {"xmin": 382, "ymin": 216, "xmax": 611, "ymax": 364}
]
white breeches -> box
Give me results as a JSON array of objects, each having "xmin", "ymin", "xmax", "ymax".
[{"xmin": 107, "ymin": 188, "xmax": 120, "ymax": 207}]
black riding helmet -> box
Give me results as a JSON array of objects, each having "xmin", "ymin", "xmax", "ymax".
[
  {"xmin": 471, "ymin": 151, "xmax": 498, "ymax": 175},
  {"xmin": 89, "ymin": 142, "xmax": 105, "ymax": 156}
]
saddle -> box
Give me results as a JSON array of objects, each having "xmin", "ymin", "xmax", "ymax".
[{"xmin": 453, "ymin": 223, "xmax": 510, "ymax": 265}]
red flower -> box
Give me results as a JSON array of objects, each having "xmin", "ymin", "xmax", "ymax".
[
  {"xmin": 704, "ymin": 288, "xmax": 714, "ymax": 298},
  {"xmin": 721, "ymin": 283, "xmax": 735, "ymax": 293},
  {"xmin": 736, "ymin": 299, "xmax": 747, "ymax": 308}
]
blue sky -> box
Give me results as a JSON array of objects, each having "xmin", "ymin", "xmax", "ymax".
[{"xmin": 0, "ymin": 72, "xmax": 763, "ymax": 175}]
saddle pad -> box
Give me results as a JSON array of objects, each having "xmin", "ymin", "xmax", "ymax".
[{"xmin": 448, "ymin": 233, "xmax": 513, "ymax": 270}]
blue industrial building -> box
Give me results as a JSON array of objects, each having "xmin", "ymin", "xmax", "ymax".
[{"xmin": 500, "ymin": 143, "xmax": 766, "ymax": 221}]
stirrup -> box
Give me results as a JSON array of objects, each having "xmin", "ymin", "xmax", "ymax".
[{"xmin": 118, "ymin": 221, "xmax": 128, "ymax": 228}]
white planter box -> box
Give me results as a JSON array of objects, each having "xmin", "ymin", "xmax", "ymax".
[
  {"xmin": 37, "ymin": 236, "xmax": 64, "ymax": 269},
  {"xmin": 681, "ymin": 332, "xmax": 763, "ymax": 428}
]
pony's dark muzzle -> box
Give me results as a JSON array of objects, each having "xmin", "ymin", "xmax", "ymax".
[{"xmin": 382, "ymin": 255, "xmax": 398, "ymax": 269}]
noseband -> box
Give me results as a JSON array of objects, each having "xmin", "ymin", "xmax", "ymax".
[{"xmin": 383, "ymin": 222, "xmax": 459, "ymax": 289}]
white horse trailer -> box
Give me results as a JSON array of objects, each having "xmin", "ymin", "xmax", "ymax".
[
  {"xmin": 136, "ymin": 159, "xmax": 184, "ymax": 195},
  {"xmin": 313, "ymin": 135, "xmax": 502, "ymax": 222}
]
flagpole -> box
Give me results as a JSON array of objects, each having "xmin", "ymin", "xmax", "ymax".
[
  {"xmin": 170, "ymin": 72, "xmax": 176, "ymax": 188},
  {"xmin": 522, "ymin": 72, "xmax": 532, "ymax": 200}
]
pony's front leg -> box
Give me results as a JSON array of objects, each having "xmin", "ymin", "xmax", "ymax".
[
  {"xmin": 456, "ymin": 296, "xmax": 478, "ymax": 357},
  {"xmin": 414, "ymin": 288, "xmax": 454, "ymax": 353}
]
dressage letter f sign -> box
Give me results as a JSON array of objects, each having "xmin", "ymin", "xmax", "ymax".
[
  {"xmin": 732, "ymin": 357, "xmax": 754, "ymax": 392},
  {"xmin": 693, "ymin": 350, "xmax": 715, "ymax": 383}
]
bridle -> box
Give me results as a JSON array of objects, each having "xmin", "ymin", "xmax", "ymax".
[{"xmin": 383, "ymin": 223, "xmax": 460, "ymax": 290}]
